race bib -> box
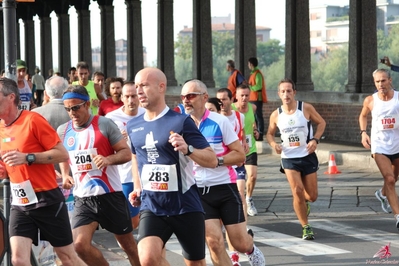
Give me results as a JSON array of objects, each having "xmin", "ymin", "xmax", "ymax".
[
  {"xmin": 69, "ymin": 148, "xmax": 98, "ymax": 173},
  {"xmin": 11, "ymin": 180, "xmax": 38, "ymax": 206},
  {"xmin": 377, "ymin": 114, "xmax": 399, "ymax": 131},
  {"xmin": 246, "ymin": 134, "xmax": 253, "ymax": 148},
  {"xmin": 141, "ymin": 164, "xmax": 178, "ymax": 192},
  {"xmin": 281, "ymin": 132, "xmax": 306, "ymax": 147},
  {"xmin": 18, "ymin": 101, "xmax": 30, "ymax": 111}
]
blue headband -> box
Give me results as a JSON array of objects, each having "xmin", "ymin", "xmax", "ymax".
[{"xmin": 62, "ymin": 92, "xmax": 90, "ymax": 101}]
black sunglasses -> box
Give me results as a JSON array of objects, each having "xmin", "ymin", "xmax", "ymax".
[{"xmin": 64, "ymin": 101, "xmax": 86, "ymax": 112}]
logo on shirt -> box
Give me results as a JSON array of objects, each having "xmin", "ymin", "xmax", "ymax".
[
  {"xmin": 67, "ymin": 136, "xmax": 75, "ymax": 147},
  {"xmin": 141, "ymin": 131, "xmax": 159, "ymax": 164}
]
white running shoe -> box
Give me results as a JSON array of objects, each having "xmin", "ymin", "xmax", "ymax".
[
  {"xmin": 246, "ymin": 244, "xmax": 266, "ymax": 266},
  {"xmin": 247, "ymin": 198, "xmax": 258, "ymax": 216},
  {"xmin": 375, "ymin": 189, "xmax": 392, "ymax": 213}
]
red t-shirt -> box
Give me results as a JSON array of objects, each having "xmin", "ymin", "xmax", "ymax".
[{"xmin": 98, "ymin": 98, "xmax": 123, "ymax": 116}]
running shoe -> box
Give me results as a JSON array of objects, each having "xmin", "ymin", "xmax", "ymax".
[
  {"xmin": 247, "ymin": 198, "xmax": 258, "ymax": 216},
  {"xmin": 246, "ymin": 244, "xmax": 266, "ymax": 266},
  {"xmin": 306, "ymin": 201, "xmax": 310, "ymax": 216},
  {"xmin": 302, "ymin": 224, "xmax": 315, "ymax": 240},
  {"xmin": 230, "ymin": 251, "xmax": 241, "ymax": 266},
  {"xmin": 375, "ymin": 189, "xmax": 392, "ymax": 213},
  {"xmin": 396, "ymin": 214, "xmax": 399, "ymax": 230}
]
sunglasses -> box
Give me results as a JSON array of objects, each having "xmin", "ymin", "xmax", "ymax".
[
  {"xmin": 181, "ymin": 92, "xmax": 204, "ymax": 101},
  {"xmin": 64, "ymin": 101, "xmax": 86, "ymax": 112}
]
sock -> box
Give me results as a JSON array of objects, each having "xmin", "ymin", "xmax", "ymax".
[
  {"xmin": 246, "ymin": 246, "xmax": 254, "ymax": 255},
  {"xmin": 246, "ymin": 197, "xmax": 252, "ymax": 202},
  {"xmin": 380, "ymin": 189, "xmax": 387, "ymax": 199}
]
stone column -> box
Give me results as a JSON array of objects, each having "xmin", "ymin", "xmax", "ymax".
[
  {"xmin": 0, "ymin": 12, "xmax": 4, "ymax": 71},
  {"xmin": 157, "ymin": 0, "xmax": 177, "ymax": 86},
  {"xmin": 346, "ymin": 0, "xmax": 377, "ymax": 93},
  {"xmin": 57, "ymin": 13, "xmax": 72, "ymax": 77},
  {"xmin": 285, "ymin": 0, "xmax": 313, "ymax": 91},
  {"xmin": 99, "ymin": 2, "xmax": 116, "ymax": 78},
  {"xmin": 192, "ymin": 0, "xmax": 215, "ymax": 87},
  {"xmin": 235, "ymin": 0, "xmax": 256, "ymax": 78},
  {"xmin": 126, "ymin": 0, "xmax": 144, "ymax": 81},
  {"xmin": 36, "ymin": 2, "xmax": 53, "ymax": 75},
  {"xmin": 75, "ymin": 1, "xmax": 92, "ymax": 68},
  {"xmin": 39, "ymin": 16, "xmax": 53, "ymax": 76},
  {"xmin": 16, "ymin": 19, "xmax": 20, "ymax": 60},
  {"xmin": 23, "ymin": 19, "xmax": 35, "ymax": 74}
]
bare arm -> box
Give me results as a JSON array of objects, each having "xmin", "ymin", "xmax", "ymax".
[
  {"xmin": 2, "ymin": 142, "xmax": 69, "ymax": 167},
  {"xmin": 92, "ymin": 139, "xmax": 131, "ymax": 168},
  {"xmin": 305, "ymin": 103, "xmax": 326, "ymax": 140},
  {"xmin": 359, "ymin": 96, "xmax": 373, "ymax": 149},
  {"xmin": 129, "ymin": 153, "xmax": 142, "ymax": 207},
  {"xmin": 304, "ymin": 103, "xmax": 326, "ymax": 153},
  {"xmin": 220, "ymin": 140, "xmax": 246, "ymax": 166},
  {"xmin": 266, "ymin": 110, "xmax": 282, "ymax": 154},
  {"xmin": 169, "ymin": 132, "xmax": 218, "ymax": 168}
]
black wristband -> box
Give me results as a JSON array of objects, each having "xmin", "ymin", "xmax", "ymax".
[
  {"xmin": 310, "ymin": 138, "xmax": 319, "ymax": 144},
  {"xmin": 360, "ymin": 130, "xmax": 367, "ymax": 135}
]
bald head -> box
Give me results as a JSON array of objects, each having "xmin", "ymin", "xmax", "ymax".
[
  {"xmin": 134, "ymin": 68, "xmax": 167, "ymax": 111},
  {"xmin": 136, "ymin": 68, "xmax": 167, "ymax": 89}
]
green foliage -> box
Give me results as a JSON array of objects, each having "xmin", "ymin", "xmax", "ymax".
[
  {"xmin": 311, "ymin": 46, "xmax": 348, "ymax": 92},
  {"xmin": 212, "ymin": 32, "xmax": 235, "ymax": 57},
  {"xmin": 257, "ymin": 39, "xmax": 285, "ymax": 67},
  {"xmin": 264, "ymin": 55, "xmax": 285, "ymax": 91},
  {"xmin": 175, "ymin": 56, "xmax": 192, "ymax": 86},
  {"xmin": 377, "ymin": 24, "xmax": 399, "ymax": 87},
  {"xmin": 326, "ymin": 15, "xmax": 349, "ymax": 22},
  {"xmin": 175, "ymin": 35, "xmax": 192, "ymax": 60},
  {"xmin": 174, "ymin": 33, "xmax": 284, "ymax": 89}
]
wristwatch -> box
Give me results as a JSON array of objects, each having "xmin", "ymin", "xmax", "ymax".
[
  {"xmin": 185, "ymin": 145, "xmax": 194, "ymax": 156},
  {"xmin": 26, "ymin": 154, "xmax": 36, "ymax": 166},
  {"xmin": 217, "ymin": 157, "xmax": 224, "ymax": 167}
]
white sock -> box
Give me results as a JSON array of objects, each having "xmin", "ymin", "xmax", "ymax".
[{"xmin": 380, "ymin": 189, "xmax": 387, "ymax": 199}]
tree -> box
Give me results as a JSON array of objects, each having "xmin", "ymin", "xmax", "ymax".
[{"xmin": 257, "ymin": 39, "xmax": 285, "ymax": 67}]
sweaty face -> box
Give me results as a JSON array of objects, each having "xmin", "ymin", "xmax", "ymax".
[
  {"xmin": 17, "ymin": 68, "xmax": 26, "ymax": 80},
  {"xmin": 63, "ymin": 99, "xmax": 90, "ymax": 127},
  {"xmin": 122, "ymin": 84, "xmax": 139, "ymax": 113},
  {"xmin": 216, "ymin": 91, "xmax": 231, "ymax": 113},
  {"xmin": 94, "ymin": 75, "xmax": 104, "ymax": 87},
  {"xmin": 278, "ymin": 82, "xmax": 296, "ymax": 104},
  {"xmin": 110, "ymin": 81, "xmax": 122, "ymax": 98},
  {"xmin": 181, "ymin": 83, "xmax": 207, "ymax": 115},
  {"xmin": 235, "ymin": 88, "xmax": 250, "ymax": 107},
  {"xmin": 373, "ymin": 72, "xmax": 392, "ymax": 95},
  {"xmin": 77, "ymin": 68, "xmax": 90, "ymax": 85}
]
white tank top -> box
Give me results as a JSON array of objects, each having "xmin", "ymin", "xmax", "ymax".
[
  {"xmin": 277, "ymin": 101, "xmax": 313, "ymax": 158},
  {"xmin": 371, "ymin": 91, "xmax": 399, "ymax": 154}
]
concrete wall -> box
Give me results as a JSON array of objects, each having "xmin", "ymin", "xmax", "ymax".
[{"xmin": 166, "ymin": 87, "xmax": 371, "ymax": 145}]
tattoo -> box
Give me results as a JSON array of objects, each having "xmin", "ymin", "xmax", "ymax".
[{"xmin": 47, "ymin": 156, "xmax": 53, "ymax": 161}]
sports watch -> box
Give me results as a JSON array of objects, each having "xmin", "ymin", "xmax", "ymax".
[{"xmin": 26, "ymin": 154, "xmax": 36, "ymax": 166}]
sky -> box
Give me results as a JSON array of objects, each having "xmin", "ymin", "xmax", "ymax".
[{"xmin": 21, "ymin": 0, "xmax": 349, "ymax": 71}]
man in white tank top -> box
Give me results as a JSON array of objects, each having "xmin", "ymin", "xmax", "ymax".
[
  {"xmin": 359, "ymin": 68, "xmax": 399, "ymax": 229},
  {"xmin": 266, "ymin": 78, "xmax": 326, "ymax": 240}
]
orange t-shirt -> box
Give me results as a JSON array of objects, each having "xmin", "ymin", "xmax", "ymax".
[{"xmin": 0, "ymin": 111, "xmax": 60, "ymax": 192}]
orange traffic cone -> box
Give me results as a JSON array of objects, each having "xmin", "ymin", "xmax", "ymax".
[{"xmin": 324, "ymin": 154, "xmax": 341, "ymax": 174}]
